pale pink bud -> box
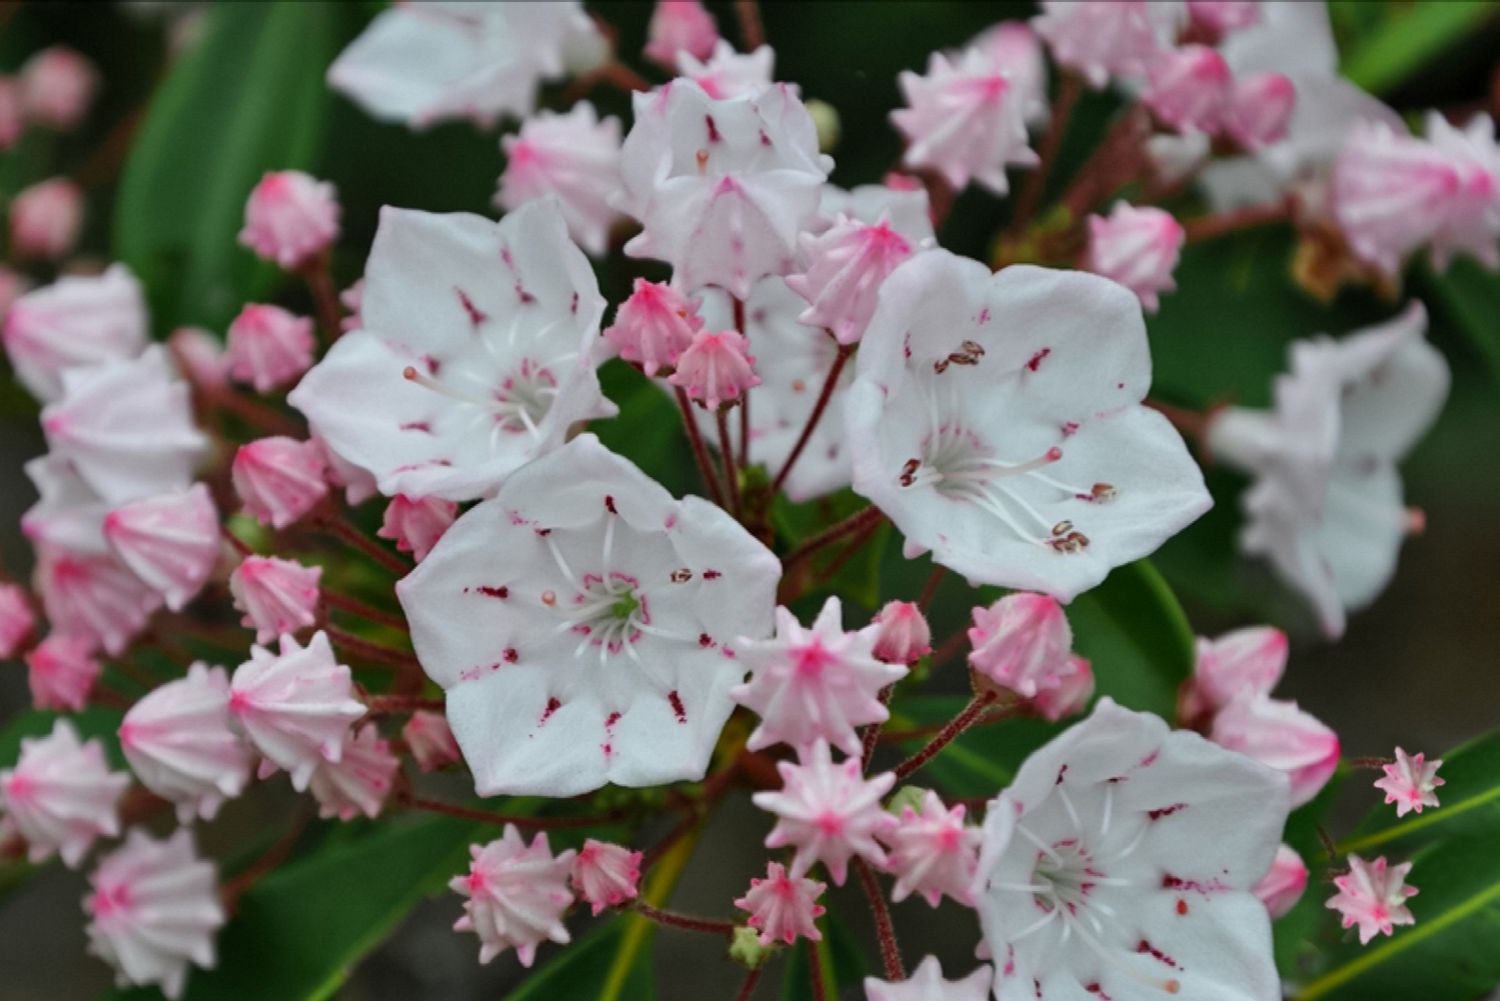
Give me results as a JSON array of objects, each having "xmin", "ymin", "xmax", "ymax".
[
  {"xmin": 1030, "ymin": 655, "xmax": 1095, "ymax": 722},
  {"xmin": 644, "ymin": 1, "xmax": 719, "ymax": 71},
  {"xmin": 226, "ymin": 303, "xmax": 315, "ymax": 394},
  {"xmin": 1327, "ymin": 854, "xmax": 1417, "ymax": 944},
  {"xmin": 787, "ymin": 214, "xmax": 915, "ymax": 345},
  {"xmin": 0, "ymin": 77, "xmax": 23, "ymax": 150},
  {"xmin": 967, "ymin": 592, "xmax": 1074, "ymax": 700},
  {"xmin": 667, "ymin": 329, "xmax": 760, "ymax": 410},
  {"xmin": 1253, "ymin": 844, "xmax": 1308, "ymax": 919},
  {"xmin": 378, "ymin": 494, "xmax": 458, "ymax": 563},
  {"xmin": 1181, "ymin": 626, "xmax": 1288, "ymax": 725},
  {"xmin": 1187, "ymin": 0, "xmax": 1260, "ymax": 39},
  {"xmin": 402, "ymin": 710, "xmax": 461, "ymax": 772},
  {"xmin": 451, "ymin": 827, "xmax": 577, "ymax": 967},
  {"xmin": 168, "ymin": 326, "xmax": 231, "ymax": 392},
  {"xmin": 497, "ymin": 103, "xmax": 625, "ymax": 257},
  {"xmin": 33, "ymin": 546, "xmax": 159, "ymax": 657},
  {"xmin": 1085, "ymin": 201, "xmax": 1184, "ymax": 313},
  {"xmin": 1224, "ymin": 72, "xmax": 1296, "ymax": 151},
  {"xmin": 102, "ymin": 483, "xmax": 220, "ymax": 613},
  {"xmin": 0, "ymin": 582, "xmax": 37, "ymax": 658},
  {"xmin": 1373, "ymin": 747, "xmax": 1444, "ymax": 818},
  {"xmin": 0, "ymin": 719, "xmax": 128, "ymax": 867},
  {"xmin": 9, "ymin": 178, "xmax": 84, "ymax": 261},
  {"xmin": 571, "ymin": 839, "xmax": 642, "ymax": 915},
  {"xmin": 735, "ymin": 861, "xmax": 827, "ymax": 946},
  {"xmin": 19, "ymin": 46, "xmax": 98, "ymax": 131},
  {"xmin": 1033, "ymin": 1, "xmax": 1181, "ymax": 89},
  {"xmin": 602, "ymin": 278, "xmax": 704, "ymax": 376},
  {"xmin": 228, "ymin": 555, "xmax": 321, "ymax": 645},
  {"xmin": 2, "ymin": 264, "xmax": 147, "ymax": 403},
  {"xmin": 308, "ymin": 725, "xmax": 398, "ymax": 821},
  {"xmin": 231, "ymin": 436, "xmax": 329, "ymax": 529},
  {"xmin": 871, "ymin": 600, "xmax": 931, "ymax": 665},
  {"xmin": 883, "ymin": 790, "xmax": 980, "ymax": 907},
  {"xmin": 1210, "ymin": 696, "xmax": 1339, "ymax": 808},
  {"xmin": 238, "ymin": 170, "xmax": 340, "ymax": 270},
  {"xmin": 1144, "ymin": 45, "xmax": 1233, "ymax": 135},
  {"xmin": 25, "ymin": 632, "xmax": 100, "ymax": 711}
]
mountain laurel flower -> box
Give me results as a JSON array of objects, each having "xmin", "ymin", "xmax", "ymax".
[
  {"xmin": 102, "ymin": 484, "xmax": 220, "ymax": 612},
  {"xmin": 289, "ymin": 200, "xmax": 615, "ymax": 503},
  {"xmin": 1030, "ymin": 655, "xmax": 1094, "ymax": 722},
  {"xmin": 0, "ymin": 719, "xmax": 129, "ymax": 867},
  {"xmin": 865, "ymin": 956, "xmax": 993, "ymax": 1001},
  {"xmin": 378, "ymin": 493, "xmax": 458, "ymax": 563},
  {"xmin": 1210, "ymin": 696, "xmax": 1339, "ymax": 809},
  {"xmin": 967, "ymin": 592, "xmax": 1075, "ymax": 700},
  {"xmin": 732, "ymin": 597, "xmax": 908, "ymax": 757},
  {"xmin": 734, "ymin": 861, "xmax": 826, "ymax": 946},
  {"xmin": 226, "ymin": 304, "xmax": 316, "ymax": 394},
  {"xmin": 308, "ymin": 726, "xmax": 399, "ymax": 821},
  {"xmin": 787, "ymin": 213, "xmax": 919, "ymax": 345},
  {"xmin": 617, "ymin": 80, "xmax": 832, "ymax": 298},
  {"xmin": 667, "ymin": 328, "xmax": 761, "ymax": 410},
  {"xmin": 227, "ymin": 631, "xmax": 365, "ymax": 792},
  {"xmin": 238, "ymin": 170, "xmax": 340, "ymax": 270},
  {"xmin": 403, "ymin": 710, "xmax": 462, "ymax": 772},
  {"xmin": 1327, "ymin": 854, "xmax": 1417, "ymax": 945},
  {"xmin": 1179, "ymin": 626, "xmax": 1289, "ymax": 726},
  {"xmin": 882, "ymin": 790, "xmax": 980, "ymax": 908},
  {"xmin": 602, "ymin": 278, "xmax": 705, "ymax": 376},
  {"xmin": 1224, "ymin": 72, "xmax": 1297, "ymax": 151},
  {"xmin": 168, "ymin": 327, "xmax": 231, "ymax": 392},
  {"xmin": 19, "ymin": 46, "xmax": 98, "ymax": 130},
  {"xmin": 0, "ymin": 582, "xmax": 37, "ymax": 658},
  {"xmin": 676, "ymin": 40, "xmax": 776, "ymax": 101},
  {"xmin": 398, "ymin": 433, "xmax": 780, "ymax": 797},
  {"xmin": 973, "ymin": 698, "xmax": 1289, "ymax": 1001},
  {"xmin": 1373, "ymin": 747, "xmax": 1444, "ymax": 818},
  {"xmin": 1032, "ymin": 1, "xmax": 1183, "ymax": 89},
  {"xmin": 644, "ymin": 1, "xmax": 719, "ymax": 71},
  {"xmin": 119, "ymin": 663, "xmax": 254, "ymax": 823},
  {"xmin": 228, "ymin": 555, "xmax": 321, "ymax": 645},
  {"xmin": 571, "ymin": 839, "xmax": 643, "ymax": 915},
  {"xmin": 24, "ymin": 632, "xmax": 100, "ymax": 711},
  {"xmin": 753, "ymin": 740, "xmax": 898, "ymax": 885},
  {"xmin": 9, "ymin": 177, "xmax": 84, "ymax": 261},
  {"xmin": 2, "ymin": 263, "xmax": 147, "ymax": 403},
  {"xmin": 83, "ymin": 829, "xmax": 224, "ymax": 1000},
  {"xmin": 497, "ymin": 103, "xmax": 625, "ymax": 258},
  {"xmin": 1144, "ymin": 45, "xmax": 1233, "ymax": 135},
  {"xmin": 1085, "ymin": 202, "xmax": 1185, "ymax": 313},
  {"xmin": 452, "ymin": 826, "xmax": 577, "ymax": 967},
  {"xmin": 891, "ymin": 48, "xmax": 1038, "ymax": 196},
  {"xmin": 871, "ymin": 600, "xmax": 931, "ymax": 665},
  {"xmin": 1253, "ymin": 844, "xmax": 1308, "ymax": 919},
  {"xmin": 846, "ymin": 253, "xmax": 1210, "ymax": 601},
  {"xmin": 231, "ymin": 436, "xmax": 329, "ymax": 530}
]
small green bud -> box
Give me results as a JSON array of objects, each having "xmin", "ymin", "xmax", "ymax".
[{"xmin": 729, "ymin": 925, "xmax": 774, "ymax": 969}]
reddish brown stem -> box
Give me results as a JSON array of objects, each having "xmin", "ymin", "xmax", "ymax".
[
  {"xmin": 879, "ymin": 705, "xmax": 1019, "ymax": 744},
  {"xmin": 1143, "ymin": 398, "xmax": 1211, "ymax": 443},
  {"xmin": 807, "ymin": 932, "xmax": 829, "ymax": 1001},
  {"xmin": 893, "ymin": 691, "xmax": 999, "ymax": 780},
  {"xmin": 733, "ymin": 967, "xmax": 763, "ymax": 1001},
  {"xmin": 324, "ymin": 623, "xmax": 421, "ymax": 672},
  {"xmin": 734, "ymin": 0, "xmax": 765, "ymax": 50},
  {"xmin": 206, "ymin": 386, "xmax": 304, "ymax": 437},
  {"xmin": 364, "ymin": 694, "xmax": 443, "ymax": 715},
  {"xmin": 769, "ymin": 341, "xmax": 852, "ymax": 497},
  {"xmin": 634, "ymin": 902, "xmax": 736, "ymax": 937},
  {"xmin": 301, "ymin": 256, "xmax": 345, "ymax": 345},
  {"xmin": 321, "ymin": 516, "xmax": 412, "ymax": 577},
  {"xmin": 860, "ymin": 684, "xmax": 897, "ymax": 770},
  {"xmin": 404, "ymin": 795, "xmax": 622, "ymax": 830},
  {"xmin": 675, "ymin": 386, "xmax": 728, "ymax": 508},
  {"xmin": 782, "ymin": 505, "xmax": 885, "ymax": 570},
  {"xmin": 1182, "ymin": 199, "xmax": 1291, "ymax": 244},
  {"xmin": 717, "ymin": 406, "xmax": 743, "ymax": 520},
  {"xmin": 221, "ymin": 811, "xmax": 310, "ymax": 908},
  {"xmin": 916, "ymin": 564, "xmax": 947, "ymax": 612},
  {"xmin": 1009, "ymin": 72, "xmax": 1082, "ymax": 237},
  {"xmin": 322, "ymin": 590, "xmax": 408, "ymax": 632},
  {"xmin": 929, "ymin": 627, "xmax": 968, "ymax": 669},
  {"xmin": 854, "ymin": 857, "xmax": 905, "ymax": 981},
  {"xmin": 1061, "ymin": 105, "xmax": 1151, "ymax": 219},
  {"xmin": 811, "ymin": 518, "xmax": 881, "ymax": 586},
  {"xmin": 221, "ymin": 526, "xmax": 254, "ymax": 558}
]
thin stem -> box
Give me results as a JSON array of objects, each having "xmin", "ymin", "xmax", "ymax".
[
  {"xmin": 1060, "ymin": 105, "xmax": 1151, "ymax": 220},
  {"xmin": 404, "ymin": 795, "xmax": 622, "ymax": 830},
  {"xmin": 807, "ymin": 933, "xmax": 829, "ymax": 1001},
  {"xmin": 716, "ymin": 406, "xmax": 743, "ymax": 520},
  {"xmin": 206, "ymin": 386, "xmax": 304, "ymax": 437},
  {"xmin": 916, "ymin": 565, "xmax": 947, "ymax": 612},
  {"xmin": 364, "ymin": 694, "xmax": 444, "ymax": 715},
  {"xmin": 769, "ymin": 342, "xmax": 852, "ymax": 497},
  {"xmin": 734, "ymin": 0, "xmax": 765, "ymax": 50},
  {"xmin": 878, "ymin": 705, "xmax": 1019, "ymax": 744},
  {"xmin": 782, "ymin": 505, "xmax": 885, "ymax": 570},
  {"xmin": 324, "ymin": 624, "xmax": 421, "ymax": 672},
  {"xmin": 221, "ymin": 810, "xmax": 311, "ymax": 909},
  {"xmin": 321, "ymin": 516, "xmax": 412, "ymax": 577},
  {"xmin": 893, "ymin": 691, "xmax": 999, "ymax": 780},
  {"xmin": 1009, "ymin": 72, "xmax": 1082, "ymax": 237},
  {"xmin": 221, "ymin": 525, "xmax": 253, "ymax": 558},
  {"xmin": 854, "ymin": 857, "xmax": 905, "ymax": 981},
  {"xmin": 1182, "ymin": 198, "xmax": 1291, "ymax": 244},
  {"xmin": 811, "ymin": 517, "xmax": 882, "ymax": 586},
  {"xmin": 564, "ymin": 61, "xmax": 652, "ymax": 103},
  {"xmin": 733, "ymin": 967, "xmax": 763, "ymax": 1001},
  {"xmin": 301, "ymin": 256, "xmax": 345, "ymax": 345},
  {"xmin": 633, "ymin": 902, "xmax": 736, "ymax": 937},
  {"xmin": 860, "ymin": 684, "xmax": 897, "ymax": 770},
  {"xmin": 732, "ymin": 296, "xmax": 750, "ymax": 470},
  {"xmin": 675, "ymin": 386, "xmax": 728, "ymax": 507},
  {"xmin": 321, "ymin": 590, "xmax": 408, "ymax": 632},
  {"xmin": 928, "ymin": 627, "xmax": 968, "ymax": 670}
]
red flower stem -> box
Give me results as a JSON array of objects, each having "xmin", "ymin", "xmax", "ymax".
[
  {"xmin": 734, "ymin": 0, "xmax": 765, "ymax": 50},
  {"xmin": 221, "ymin": 810, "xmax": 311, "ymax": 909},
  {"xmin": 220, "ymin": 526, "xmax": 254, "ymax": 557},
  {"xmin": 732, "ymin": 295, "xmax": 751, "ymax": 470},
  {"xmin": 111, "ymin": 657, "xmax": 162, "ymax": 694},
  {"xmin": 733, "ymin": 967, "xmax": 763, "ymax": 1001},
  {"xmin": 811, "ymin": 517, "xmax": 882, "ymax": 586},
  {"xmin": 769, "ymin": 341, "xmax": 852, "ymax": 497},
  {"xmin": 633, "ymin": 901, "xmax": 736, "ymax": 937},
  {"xmin": 1348, "ymin": 756, "xmax": 1395, "ymax": 769},
  {"xmin": 807, "ymin": 933, "xmax": 829, "ymax": 1001},
  {"xmin": 1182, "ymin": 198, "xmax": 1291, "ymax": 244},
  {"xmin": 878, "ymin": 704, "xmax": 1020, "ymax": 744},
  {"xmin": 893, "ymin": 691, "xmax": 999, "ymax": 780},
  {"xmin": 206, "ymin": 386, "xmax": 304, "ymax": 437},
  {"xmin": 675, "ymin": 386, "xmax": 728, "ymax": 508},
  {"xmin": 323, "ymin": 623, "xmax": 421, "ymax": 672},
  {"xmin": 716, "ymin": 406, "xmax": 743, "ymax": 520},
  {"xmin": 1009, "ymin": 72, "xmax": 1082, "ymax": 237},
  {"xmin": 363, "ymin": 694, "xmax": 443, "ymax": 715},
  {"xmin": 90, "ymin": 682, "xmax": 134, "ymax": 711},
  {"xmin": 854, "ymin": 857, "xmax": 905, "ymax": 981},
  {"xmin": 320, "ymin": 515, "xmax": 412, "ymax": 577},
  {"xmin": 860, "ymin": 684, "xmax": 897, "ymax": 770},
  {"xmin": 782, "ymin": 505, "xmax": 886, "ymax": 570},
  {"xmin": 928, "ymin": 627, "xmax": 968, "ymax": 669},
  {"xmin": 404, "ymin": 795, "xmax": 622, "ymax": 830},
  {"xmin": 916, "ymin": 564, "xmax": 947, "ymax": 612},
  {"xmin": 1060, "ymin": 105, "xmax": 1151, "ymax": 220},
  {"xmin": 321, "ymin": 590, "xmax": 408, "ymax": 632},
  {"xmin": 301, "ymin": 255, "xmax": 345, "ymax": 345}
]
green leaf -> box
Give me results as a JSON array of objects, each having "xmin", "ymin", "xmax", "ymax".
[
  {"xmin": 1067, "ymin": 559, "xmax": 1195, "ymax": 717},
  {"xmin": 113, "ymin": 3, "xmax": 340, "ymax": 331},
  {"xmin": 1340, "ymin": 728, "xmax": 1500, "ymax": 856},
  {"xmin": 501, "ymin": 918, "xmax": 653, "ymax": 1001},
  {"xmin": 1422, "ymin": 258, "xmax": 1500, "ymax": 392},
  {"xmin": 781, "ymin": 911, "xmax": 868, "ymax": 1001},
  {"xmin": 772, "ymin": 489, "xmax": 889, "ymax": 612},
  {"xmin": 593, "ymin": 362, "xmax": 696, "ymax": 498},
  {"xmin": 1336, "ymin": 1, "xmax": 1498, "ymax": 95},
  {"xmin": 0, "ymin": 707, "xmax": 125, "ymax": 767}
]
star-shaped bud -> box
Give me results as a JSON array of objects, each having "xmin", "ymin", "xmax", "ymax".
[
  {"xmin": 1033, "ymin": 1, "xmax": 1183, "ymax": 88},
  {"xmin": 308, "ymin": 725, "xmax": 399, "ymax": 821},
  {"xmin": 787, "ymin": 212, "xmax": 920, "ymax": 345},
  {"xmin": 1253, "ymin": 844, "xmax": 1308, "ymax": 919},
  {"xmin": 10, "ymin": 177, "xmax": 84, "ymax": 261},
  {"xmin": 871, "ymin": 600, "xmax": 931, "ymax": 666},
  {"xmin": 865, "ymin": 956, "xmax": 993, "ymax": 1001},
  {"xmin": 32, "ymin": 543, "xmax": 160, "ymax": 658},
  {"xmin": 571, "ymin": 839, "xmax": 643, "ymax": 915},
  {"xmin": 882, "ymin": 790, "xmax": 980, "ymax": 908},
  {"xmin": 119, "ymin": 662, "xmax": 254, "ymax": 824},
  {"xmin": 378, "ymin": 493, "xmax": 457, "ymax": 563},
  {"xmin": 1210, "ymin": 696, "xmax": 1339, "ymax": 808},
  {"xmin": 667, "ymin": 329, "xmax": 760, "ymax": 410},
  {"xmin": 402, "ymin": 709, "xmax": 462, "ymax": 772},
  {"xmin": 734, "ymin": 860, "xmax": 826, "ymax": 945},
  {"xmin": 968, "ymin": 21, "xmax": 1049, "ymax": 125},
  {"xmin": 0, "ymin": 582, "xmax": 36, "ymax": 658},
  {"xmin": 732, "ymin": 597, "xmax": 908, "ymax": 756},
  {"xmin": 452, "ymin": 826, "xmax": 577, "ymax": 967},
  {"xmin": 645, "ymin": 1, "xmax": 719, "ymax": 71},
  {"xmin": 1032, "ymin": 657, "xmax": 1094, "ymax": 722},
  {"xmin": 1373, "ymin": 747, "xmax": 1444, "ymax": 818},
  {"xmin": 753, "ymin": 740, "xmax": 898, "ymax": 885},
  {"xmin": 228, "ymin": 555, "xmax": 321, "ymax": 645},
  {"xmin": 238, "ymin": 170, "xmax": 340, "ymax": 270},
  {"xmin": 168, "ymin": 327, "xmax": 231, "ymax": 393},
  {"xmin": 1085, "ymin": 202, "xmax": 1185, "ymax": 314},
  {"xmin": 677, "ymin": 40, "xmax": 775, "ymax": 100},
  {"xmin": 1224, "ymin": 72, "xmax": 1296, "ymax": 151},
  {"xmin": 226, "ymin": 304, "xmax": 315, "ymax": 394},
  {"xmin": 603, "ymin": 278, "xmax": 705, "ymax": 376},
  {"xmin": 24, "ymin": 632, "xmax": 100, "ymax": 711},
  {"xmin": 967, "ymin": 592, "xmax": 1076, "ymax": 700},
  {"xmin": 102, "ymin": 483, "xmax": 220, "ymax": 612},
  {"xmin": 231, "ymin": 436, "xmax": 329, "ymax": 530},
  {"xmin": 0, "ymin": 719, "xmax": 129, "ymax": 867},
  {"xmin": 497, "ymin": 103, "xmax": 625, "ymax": 258},
  {"xmin": 2, "ymin": 264, "xmax": 146, "ymax": 403},
  {"xmin": 1327, "ymin": 854, "xmax": 1417, "ymax": 944},
  {"xmin": 1144, "ymin": 45, "xmax": 1233, "ymax": 135},
  {"xmin": 1179, "ymin": 625, "xmax": 1288, "ymax": 726}
]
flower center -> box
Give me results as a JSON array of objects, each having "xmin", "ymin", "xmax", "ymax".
[
  {"xmin": 402, "ymin": 359, "xmax": 559, "ymax": 437},
  {"xmin": 563, "ymin": 572, "xmax": 651, "ymax": 656}
]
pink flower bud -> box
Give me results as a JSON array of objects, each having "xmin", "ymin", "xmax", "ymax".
[
  {"xmin": 1187, "ymin": 0, "xmax": 1261, "ymax": 39},
  {"xmin": 0, "ymin": 77, "xmax": 23, "ymax": 150},
  {"xmin": 451, "ymin": 827, "xmax": 577, "ymax": 967},
  {"xmin": 33, "ymin": 546, "xmax": 159, "ymax": 657},
  {"xmin": 644, "ymin": 1, "xmax": 719, "ymax": 71},
  {"xmin": 871, "ymin": 600, "xmax": 931, "ymax": 665},
  {"xmin": 378, "ymin": 494, "xmax": 457, "ymax": 563},
  {"xmin": 168, "ymin": 326, "xmax": 231, "ymax": 392},
  {"xmin": 884, "ymin": 790, "xmax": 980, "ymax": 908},
  {"xmin": 19, "ymin": 46, "xmax": 98, "ymax": 131},
  {"xmin": 1144, "ymin": 45, "xmax": 1233, "ymax": 135},
  {"xmin": 402, "ymin": 710, "xmax": 461, "ymax": 772},
  {"xmin": 0, "ymin": 582, "xmax": 37, "ymax": 658},
  {"xmin": 1033, "ymin": 1, "xmax": 1181, "ymax": 89},
  {"xmin": 735, "ymin": 861, "xmax": 827, "ymax": 946},
  {"xmin": 226, "ymin": 303, "xmax": 315, "ymax": 393},
  {"xmin": 308, "ymin": 726, "xmax": 398, "ymax": 821},
  {"xmin": 25, "ymin": 633, "xmax": 100, "ymax": 711},
  {"xmin": 238, "ymin": 170, "xmax": 340, "ymax": 270},
  {"xmin": 0, "ymin": 719, "xmax": 128, "ymax": 867},
  {"xmin": 1225, "ymin": 72, "xmax": 1296, "ymax": 151},
  {"xmin": 1180, "ymin": 626, "xmax": 1288, "ymax": 726},
  {"xmin": 1327, "ymin": 854, "xmax": 1417, "ymax": 945},
  {"xmin": 102, "ymin": 484, "xmax": 220, "ymax": 612},
  {"xmin": 497, "ymin": 104, "xmax": 624, "ymax": 258},
  {"xmin": 1253, "ymin": 844, "xmax": 1308, "ymax": 919},
  {"xmin": 571, "ymin": 839, "xmax": 642, "ymax": 915},
  {"xmin": 1373, "ymin": 747, "xmax": 1444, "ymax": 818},
  {"xmin": 2, "ymin": 264, "xmax": 147, "ymax": 402},
  {"xmin": 1210, "ymin": 696, "xmax": 1339, "ymax": 808},
  {"xmin": 9, "ymin": 178, "xmax": 84, "ymax": 261},
  {"xmin": 967, "ymin": 592, "xmax": 1074, "ymax": 700},
  {"xmin": 228, "ymin": 555, "xmax": 321, "ymax": 645},
  {"xmin": 602, "ymin": 279, "xmax": 704, "ymax": 376},
  {"xmin": 787, "ymin": 214, "xmax": 916, "ymax": 345},
  {"xmin": 311, "ymin": 434, "xmax": 378, "ymax": 507},
  {"xmin": 1085, "ymin": 202, "xmax": 1184, "ymax": 313},
  {"xmin": 231, "ymin": 436, "xmax": 329, "ymax": 529},
  {"xmin": 1031, "ymin": 655, "xmax": 1095, "ymax": 722},
  {"xmin": 667, "ymin": 329, "xmax": 760, "ymax": 410}
]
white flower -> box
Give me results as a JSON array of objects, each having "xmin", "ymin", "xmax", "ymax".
[
  {"xmin": 496, "ymin": 102, "xmax": 625, "ymax": 258},
  {"xmin": 865, "ymin": 956, "xmax": 993, "ymax": 1001},
  {"xmin": 1207, "ymin": 303, "xmax": 1449, "ymax": 637},
  {"xmin": 1, "ymin": 263, "xmax": 147, "ymax": 403},
  {"xmin": 398, "ymin": 433, "xmax": 779, "ymax": 797},
  {"xmin": 289, "ymin": 198, "xmax": 615, "ymax": 503},
  {"xmin": 677, "ymin": 39, "xmax": 775, "ymax": 100},
  {"xmin": 974, "ymin": 698, "xmax": 1289, "ymax": 1001},
  {"xmin": 817, "ymin": 182, "xmax": 935, "ymax": 244},
  {"xmin": 845, "ymin": 251, "xmax": 1210, "ymax": 601}
]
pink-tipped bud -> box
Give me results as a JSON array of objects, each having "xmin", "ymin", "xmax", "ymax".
[
  {"xmin": 25, "ymin": 633, "xmax": 101, "ymax": 711},
  {"xmin": 238, "ymin": 170, "xmax": 340, "ymax": 270},
  {"xmin": 1253, "ymin": 844, "xmax": 1308, "ymax": 919},
  {"xmin": 1326, "ymin": 854, "xmax": 1417, "ymax": 945},
  {"xmin": 403, "ymin": 710, "xmax": 461, "ymax": 772},
  {"xmin": 871, "ymin": 600, "xmax": 931, "ymax": 665},
  {"xmin": 571, "ymin": 839, "xmax": 643, "ymax": 915},
  {"xmin": 228, "ymin": 555, "xmax": 321, "ymax": 646},
  {"xmin": 967, "ymin": 592, "xmax": 1075, "ymax": 700},
  {"xmin": 102, "ymin": 484, "xmax": 220, "ymax": 613},
  {"xmin": 226, "ymin": 303, "xmax": 315, "ymax": 394},
  {"xmin": 168, "ymin": 326, "xmax": 231, "ymax": 392},
  {"xmin": 1031, "ymin": 655, "xmax": 1095, "ymax": 722},
  {"xmin": 231, "ymin": 436, "xmax": 329, "ymax": 530},
  {"xmin": 1225, "ymin": 72, "xmax": 1296, "ymax": 151},
  {"xmin": 786, "ymin": 214, "xmax": 915, "ymax": 345},
  {"xmin": 734, "ymin": 861, "xmax": 827, "ymax": 946},
  {"xmin": 644, "ymin": 1, "xmax": 719, "ymax": 70},
  {"xmin": 308, "ymin": 726, "xmax": 398, "ymax": 821},
  {"xmin": 1085, "ymin": 202, "xmax": 1184, "ymax": 314},
  {"xmin": 1180, "ymin": 626, "xmax": 1288, "ymax": 727},
  {"xmin": 19, "ymin": 46, "xmax": 98, "ymax": 131},
  {"xmin": 0, "ymin": 77, "xmax": 22, "ymax": 150},
  {"xmin": 1373, "ymin": 747, "xmax": 1445, "ymax": 818},
  {"xmin": 602, "ymin": 279, "xmax": 704, "ymax": 376},
  {"xmin": 311, "ymin": 434, "xmax": 378, "ymax": 508},
  {"xmin": 1186, "ymin": 0, "xmax": 1261, "ymax": 39},
  {"xmin": 0, "ymin": 582, "xmax": 37, "ymax": 659},
  {"xmin": 9, "ymin": 178, "xmax": 84, "ymax": 261},
  {"xmin": 1144, "ymin": 45, "xmax": 1232, "ymax": 136},
  {"xmin": 378, "ymin": 494, "xmax": 458, "ymax": 563},
  {"xmin": 1211, "ymin": 696, "xmax": 1339, "ymax": 808},
  {"xmin": 667, "ymin": 329, "xmax": 760, "ymax": 410}
]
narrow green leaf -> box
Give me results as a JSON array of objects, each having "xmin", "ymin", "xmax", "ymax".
[
  {"xmin": 1067, "ymin": 560, "xmax": 1195, "ymax": 717},
  {"xmin": 1422, "ymin": 258, "xmax": 1500, "ymax": 391},
  {"xmin": 502, "ymin": 918, "xmax": 653, "ymax": 1001},
  {"xmin": 1337, "ymin": 1, "xmax": 1498, "ymax": 95},
  {"xmin": 593, "ymin": 363, "xmax": 696, "ymax": 498},
  {"xmin": 1340, "ymin": 727, "xmax": 1500, "ymax": 855}
]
